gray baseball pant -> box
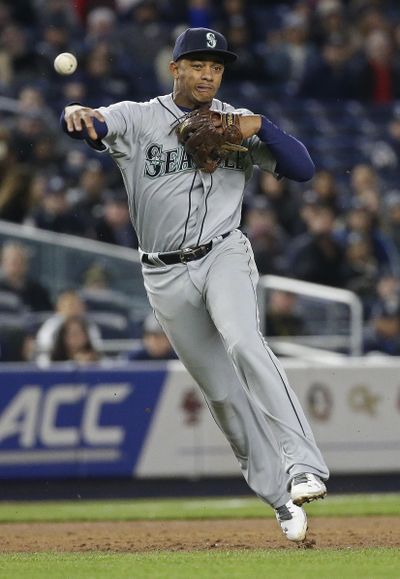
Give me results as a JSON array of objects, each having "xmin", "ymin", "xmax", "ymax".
[{"xmin": 142, "ymin": 229, "xmax": 329, "ymax": 508}]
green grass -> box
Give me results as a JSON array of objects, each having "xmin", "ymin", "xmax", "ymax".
[
  {"xmin": 1, "ymin": 495, "xmax": 399, "ymax": 578},
  {"xmin": 0, "ymin": 550, "xmax": 398, "ymax": 579},
  {"xmin": 0, "ymin": 493, "xmax": 399, "ymax": 523}
]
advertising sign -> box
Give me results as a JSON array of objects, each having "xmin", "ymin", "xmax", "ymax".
[{"xmin": 0, "ymin": 366, "xmax": 167, "ymax": 478}]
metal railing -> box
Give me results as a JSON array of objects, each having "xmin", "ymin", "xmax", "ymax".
[
  {"xmin": 0, "ymin": 222, "xmax": 364, "ymax": 356},
  {"xmin": 0, "ymin": 220, "xmax": 149, "ymax": 317},
  {"xmin": 258, "ymin": 275, "xmax": 364, "ymax": 356}
]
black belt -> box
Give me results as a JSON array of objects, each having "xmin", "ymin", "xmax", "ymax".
[{"xmin": 141, "ymin": 232, "xmax": 231, "ymax": 266}]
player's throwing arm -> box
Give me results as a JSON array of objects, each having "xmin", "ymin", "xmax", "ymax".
[{"xmin": 64, "ymin": 105, "xmax": 107, "ymax": 141}]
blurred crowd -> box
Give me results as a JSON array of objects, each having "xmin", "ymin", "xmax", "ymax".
[{"xmin": 2, "ymin": 0, "xmax": 400, "ymax": 360}]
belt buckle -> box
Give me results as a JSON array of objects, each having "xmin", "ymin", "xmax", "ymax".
[{"xmin": 180, "ymin": 247, "xmax": 195, "ymax": 263}]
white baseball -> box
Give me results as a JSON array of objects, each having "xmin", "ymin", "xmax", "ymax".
[{"xmin": 54, "ymin": 52, "xmax": 78, "ymax": 75}]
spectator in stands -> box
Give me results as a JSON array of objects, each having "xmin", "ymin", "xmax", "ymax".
[
  {"xmin": 83, "ymin": 43, "xmax": 132, "ymax": 107},
  {"xmin": 13, "ymin": 112, "xmax": 49, "ymax": 164},
  {"xmin": 82, "ymin": 262, "xmax": 109, "ymax": 290},
  {"xmin": 0, "ymin": 128, "xmax": 33, "ymax": 223},
  {"xmin": 265, "ymin": 290, "xmax": 305, "ymax": 337},
  {"xmin": 59, "ymin": 0, "xmax": 103, "ymax": 25},
  {"xmin": 17, "ymin": 86, "xmax": 57, "ymax": 131},
  {"xmin": 0, "ymin": 324, "xmax": 36, "ymax": 363},
  {"xmin": 85, "ymin": 7, "xmax": 118, "ymax": 48},
  {"xmin": 252, "ymin": 171, "xmax": 303, "ymax": 237},
  {"xmin": 0, "ymin": 23, "xmax": 47, "ymax": 87},
  {"xmin": 187, "ymin": 0, "xmax": 211, "ymax": 29},
  {"xmin": 225, "ymin": 23, "xmax": 263, "ymax": 82},
  {"xmin": 36, "ymin": 0, "xmax": 78, "ymax": 31},
  {"xmin": 0, "ymin": 241, "xmax": 52, "ymax": 312},
  {"xmin": 369, "ymin": 273, "xmax": 400, "ymax": 320},
  {"xmin": 220, "ymin": 0, "xmax": 249, "ymax": 26},
  {"xmin": 287, "ymin": 203, "xmax": 346, "ymax": 287},
  {"xmin": 120, "ymin": 0, "xmax": 168, "ymax": 96},
  {"xmin": 297, "ymin": 38, "xmax": 354, "ymax": 100},
  {"xmin": 31, "ymin": 132, "xmax": 63, "ymax": 175},
  {"xmin": 312, "ymin": 0, "xmax": 350, "ymax": 48},
  {"xmin": 350, "ymin": 164, "xmax": 378, "ymax": 196},
  {"xmin": 127, "ymin": 0, "xmax": 168, "ymax": 52},
  {"xmin": 348, "ymin": 165, "xmax": 382, "ymax": 222},
  {"xmin": 35, "ymin": 288, "xmax": 102, "ymax": 365},
  {"xmin": 80, "ymin": 259, "xmax": 132, "ymax": 309},
  {"xmin": 303, "ymin": 169, "xmax": 343, "ymax": 216},
  {"xmin": 217, "ymin": 7, "xmax": 262, "ymax": 82},
  {"xmin": 338, "ymin": 198, "xmax": 400, "ymax": 276},
  {"xmin": 363, "ymin": 302, "xmax": 400, "ymax": 355},
  {"xmin": 27, "ymin": 175, "xmax": 86, "ymax": 236},
  {"xmin": 49, "ymin": 315, "xmax": 101, "ymax": 363},
  {"xmin": 59, "ymin": 79, "xmax": 88, "ymax": 117},
  {"xmin": 355, "ymin": 187, "xmax": 380, "ymax": 218},
  {"xmin": 69, "ymin": 160, "xmax": 110, "ymax": 234},
  {"xmin": 352, "ymin": 30, "xmax": 400, "ymax": 103},
  {"xmin": 126, "ymin": 312, "xmax": 176, "ymax": 361},
  {"xmin": 386, "ymin": 116, "xmax": 400, "ymax": 167},
  {"xmin": 36, "ymin": 15, "xmax": 75, "ymax": 74},
  {"xmin": 154, "ymin": 24, "xmax": 187, "ymax": 93},
  {"xmin": 242, "ymin": 197, "xmax": 288, "ymax": 275},
  {"xmin": 0, "ymin": 1, "xmax": 12, "ymax": 29},
  {"xmin": 261, "ymin": 11, "xmax": 318, "ymax": 96},
  {"xmin": 383, "ymin": 190, "xmax": 400, "ymax": 253},
  {"xmin": 216, "ymin": 1, "xmax": 258, "ymax": 83},
  {"xmin": 26, "ymin": 172, "xmax": 48, "ymax": 215},
  {"xmin": 354, "ymin": 5, "xmax": 390, "ymax": 44},
  {"xmin": 94, "ymin": 189, "xmax": 138, "ymax": 248},
  {"xmin": 341, "ymin": 232, "xmax": 380, "ymax": 313},
  {"xmin": 61, "ymin": 148, "xmax": 89, "ymax": 183}
]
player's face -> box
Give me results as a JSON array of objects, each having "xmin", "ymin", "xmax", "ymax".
[{"xmin": 170, "ymin": 57, "xmax": 224, "ymax": 108}]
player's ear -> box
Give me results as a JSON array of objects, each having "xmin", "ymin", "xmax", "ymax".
[{"xmin": 169, "ymin": 61, "xmax": 179, "ymax": 79}]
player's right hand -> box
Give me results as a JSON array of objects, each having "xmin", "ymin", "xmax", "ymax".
[{"xmin": 64, "ymin": 105, "xmax": 106, "ymax": 140}]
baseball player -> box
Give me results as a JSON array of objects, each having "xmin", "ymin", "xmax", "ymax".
[{"xmin": 62, "ymin": 27, "xmax": 329, "ymax": 542}]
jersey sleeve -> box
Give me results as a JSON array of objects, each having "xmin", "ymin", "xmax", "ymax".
[
  {"xmin": 95, "ymin": 101, "xmax": 143, "ymax": 156},
  {"xmin": 246, "ymin": 135, "xmax": 277, "ymax": 174},
  {"xmin": 232, "ymin": 106, "xmax": 277, "ymax": 175}
]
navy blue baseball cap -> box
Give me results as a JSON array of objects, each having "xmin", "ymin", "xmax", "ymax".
[{"xmin": 172, "ymin": 28, "xmax": 237, "ymax": 64}]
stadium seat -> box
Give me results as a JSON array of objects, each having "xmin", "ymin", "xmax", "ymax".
[
  {"xmin": 79, "ymin": 288, "xmax": 133, "ymax": 317},
  {"xmin": 0, "ymin": 290, "xmax": 25, "ymax": 313},
  {"xmin": 87, "ymin": 311, "xmax": 131, "ymax": 340}
]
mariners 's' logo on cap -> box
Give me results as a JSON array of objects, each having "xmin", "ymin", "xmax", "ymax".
[{"xmin": 206, "ymin": 32, "xmax": 217, "ymax": 48}]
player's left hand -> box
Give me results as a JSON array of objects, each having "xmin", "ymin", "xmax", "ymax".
[
  {"xmin": 238, "ymin": 115, "xmax": 262, "ymax": 139},
  {"xmin": 176, "ymin": 107, "xmax": 249, "ymax": 173}
]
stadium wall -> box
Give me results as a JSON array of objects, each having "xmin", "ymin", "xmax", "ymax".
[{"xmin": 0, "ymin": 359, "xmax": 398, "ymax": 480}]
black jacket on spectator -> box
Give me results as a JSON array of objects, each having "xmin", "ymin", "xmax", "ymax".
[
  {"xmin": 288, "ymin": 232, "xmax": 346, "ymax": 287},
  {"xmin": 94, "ymin": 218, "xmax": 138, "ymax": 249},
  {"xmin": 30, "ymin": 208, "xmax": 86, "ymax": 236},
  {"xmin": 0, "ymin": 278, "xmax": 52, "ymax": 312},
  {"xmin": 298, "ymin": 58, "xmax": 354, "ymax": 100},
  {"xmin": 351, "ymin": 59, "xmax": 400, "ymax": 102}
]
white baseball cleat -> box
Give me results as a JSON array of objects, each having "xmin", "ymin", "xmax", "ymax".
[
  {"xmin": 275, "ymin": 500, "xmax": 308, "ymax": 542},
  {"xmin": 290, "ymin": 473, "xmax": 327, "ymax": 506}
]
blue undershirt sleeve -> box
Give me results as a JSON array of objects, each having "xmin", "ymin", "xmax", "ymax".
[{"xmin": 257, "ymin": 116, "xmax": 315, "ymax": 182}]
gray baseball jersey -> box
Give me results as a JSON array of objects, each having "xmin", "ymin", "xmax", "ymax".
[
  {"xmin": 92, "ymin": 93, "xmax": 328, "ymax": 508},
  {"xmin": 97, "ymin": 94, "xmax": 276, "ymax": 252}
]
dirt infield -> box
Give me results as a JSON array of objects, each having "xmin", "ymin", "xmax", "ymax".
[{"xmin": 0, "ymin": 517, "xmax": 399, "ymax": 552}]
